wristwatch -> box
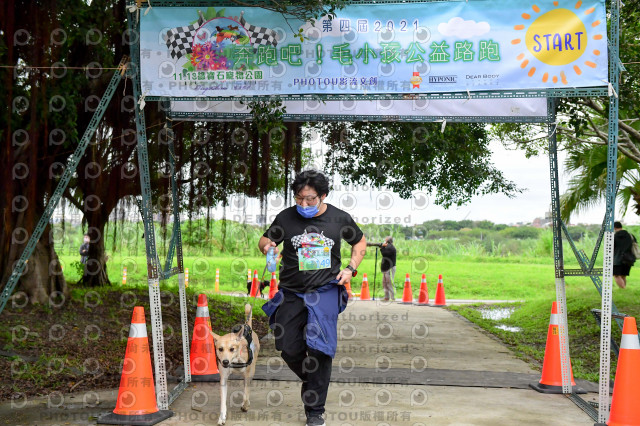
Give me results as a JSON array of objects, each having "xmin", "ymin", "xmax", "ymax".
[{"xmin": 345, "ymin": 265, "xmax": 357, "ymax": 277}]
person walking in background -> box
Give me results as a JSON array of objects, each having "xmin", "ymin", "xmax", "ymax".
[
  {"xmin": 380, "ymin": 236, "xmax": 397, "ymax": 301},
  {"xmin": 79, "ymin": 234, "xmax": 90, "ymax": 264},
  {"xmin": 613, "ymin": 221, "xmax": 635, "ymax": 289},
  {"xmin": 259, "ymin": 169, "xmax": 366, "ymax": 426}
]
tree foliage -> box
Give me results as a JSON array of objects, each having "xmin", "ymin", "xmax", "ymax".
[
  {"xmin": 318, "ymin": 121, "xmax": 521, "ymax": 207},
  {"xmin": 560, "ymin": 144, "xmax": 640, "ymax": 221},
  {"xmin": 0, "ymin": 0, "xmax": 130, "ymax": 299}
]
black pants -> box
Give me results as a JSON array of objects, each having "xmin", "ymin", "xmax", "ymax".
[{"xmin": 274, "ymin": 291, "xmax": 332, "ymax": 417}]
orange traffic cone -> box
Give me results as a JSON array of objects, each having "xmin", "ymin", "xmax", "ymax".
[
  {"xmin": 249, "ymin": 269, "xmax": 259, "ymax": 298},
  {"xmin": 268, "ymin": 272, "xmax": 278, "ymax": 299},
  {"xmin": 190, "ymin": 294, "xmax": 220, "ymax": 381},
  {"xmin": 97, "ymin": 307, "xmax": 172, "ymax": 425},
  {"xmin": 360, "ymin": 273, "xmax": 371, "ymax": 301},
  {"xmin": 417, "ymin": 274, "xmax": 429, "ymax": 306},
  {"xmin": 401, "ymin": 274, "xmax": 413, "ymax": 304},
  {"xmin": 529, "ymin": 302, "xmax": 584, "ymax": 394},
  {"xmin": 433, "ymin": 274, "xmax": 446, "ymax": 306},
  {"xmin": 345, "ymin": 281, "xmax": 353, "ymax": 299},
  {"xmin": 605, "ymin": 317, "xmax": 640, "ymax": 426}
]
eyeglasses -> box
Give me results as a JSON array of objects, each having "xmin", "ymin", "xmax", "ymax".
[{"xmin": 294, "ymin": 195, "xmax": 319, "ymax": 203}]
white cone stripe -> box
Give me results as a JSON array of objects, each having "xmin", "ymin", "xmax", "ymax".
[
  {"xmin": 196, "ymin": 306, "xmax": 210, "ymax": 317},
  {"xmin": 621, "ymin": 333, "xmax": 640, "ymax": 350},
  {"xmin": 549, "ymin": 313, "xmax": 559, "ymax": 325},
  {"xmin": 129, "ymin": 323, "xmax": 147, "ymax": 338}
]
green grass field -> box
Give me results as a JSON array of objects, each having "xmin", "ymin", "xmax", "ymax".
[{"xmin": 59, "ymin": 253, "xmax": 639, "ymax": 303}]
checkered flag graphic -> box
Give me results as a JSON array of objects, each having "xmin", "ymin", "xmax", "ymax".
[
  {"xmin": 239, "ymin": 11, "xmax": 278, "ymax": 51},
  {"xmin": 291, "ymin": 231, "xmax": 334, "ymax": 249},
  {"xmin": 291, "ymin": 232, "xmax": 306, "ymax": 250},
  {"xmin": 165, "ymin": 15, "xmax": 205, "ymax": 60}
]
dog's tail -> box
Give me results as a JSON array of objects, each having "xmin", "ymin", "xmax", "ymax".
[{"xmin": 244, "ymin": 303, "xmax": 252, "ymax": 328}]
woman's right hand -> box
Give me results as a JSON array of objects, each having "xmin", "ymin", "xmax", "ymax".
[{"xmin": 262, "ymin": 241, "xmax": 278, "ymax": 256}]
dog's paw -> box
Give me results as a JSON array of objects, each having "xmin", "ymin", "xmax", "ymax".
[
  {"xmin": 217, "ymin": 417, "xmax": 226, "ymax": 425},
  {"xmin": 241, "ymin": 400, "xmax": 250, "ymax": 412}
]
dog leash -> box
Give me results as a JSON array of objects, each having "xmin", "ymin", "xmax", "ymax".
[{"xmin": 260, "ymin": 264, "xmax": 268, "ymax": 282}]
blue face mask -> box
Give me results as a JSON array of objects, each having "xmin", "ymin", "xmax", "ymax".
[{"xmin": 296, "ymin": 199, "xmax": 320, "ymax": 218}]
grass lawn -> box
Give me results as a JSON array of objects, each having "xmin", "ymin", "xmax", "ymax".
[{"xmin": 448, "ymin": 290, "xmax": 639, "ymax": 383}]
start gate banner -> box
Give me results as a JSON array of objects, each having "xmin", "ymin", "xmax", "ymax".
[
  {"xmin": 169, "ymin": 98, "xmax": 549, "ymax": 121},
  {"xmin": 139, "ymin": 0, "xmax": 608, "ymax": 98}
]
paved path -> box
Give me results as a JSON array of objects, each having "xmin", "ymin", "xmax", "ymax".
[{"xmin": 0, "ymin": 300, "xmax": 598, "ymax": 425}]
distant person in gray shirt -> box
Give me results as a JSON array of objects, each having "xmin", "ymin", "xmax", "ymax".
[{"xmin": 79, "ymin": 234, "xmax": 90, "ymax": 264}]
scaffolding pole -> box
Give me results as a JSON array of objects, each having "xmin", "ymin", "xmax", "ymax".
[
  {"xmin": 547, "ymin": 99, "xmax": 572, "ymax": 394},
  {"xmin": 126, "ymin": 3, "xmax": 170, "ymax": 410},
  {"xmin": 598, "ymin": 0, "xmax": 621, "ymax": 421}
]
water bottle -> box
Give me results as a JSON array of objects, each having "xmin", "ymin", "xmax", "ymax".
[{"xmin": 266, "ymin": 246, "xmax": 277, "ymax": 272}]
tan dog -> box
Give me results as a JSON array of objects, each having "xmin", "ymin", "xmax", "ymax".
[{"xmin": 211, "ymin": 304, "xmax": 260, "ymax": 425}]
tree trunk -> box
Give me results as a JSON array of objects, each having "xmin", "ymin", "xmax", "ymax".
[
  {"xmin": 22, "ymin": 226, "xmax": 68, "ymax": 304},
  {"xmin": 1, "ymin": 224, "xmax": 68, "ymax": 306},
  {"xmin": 78, "ymin": 214, "xmax": 111, "ymax": 287}
]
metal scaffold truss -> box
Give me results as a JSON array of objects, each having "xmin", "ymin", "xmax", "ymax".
[
  {"xmin": 0, "ymin": 0, "xmax": 622, "ymax": 423},
  {"xmin": 150, "ymin": 87, "xmax": 610, "ymax": 102}
]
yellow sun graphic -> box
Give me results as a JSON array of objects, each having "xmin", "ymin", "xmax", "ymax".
[{"xmin": 512, "ymin": 1, "xmax": 604, "ymax": 85}]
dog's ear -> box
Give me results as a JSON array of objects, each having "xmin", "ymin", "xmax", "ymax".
[
  {"xmin": 235, "ymin": 326, "xmax": 244, "ymax": 340},
  {"xmin": 210, "ymin": 330, "xmax": 221, "ymax": 342}
]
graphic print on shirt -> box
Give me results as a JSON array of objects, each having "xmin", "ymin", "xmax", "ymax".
[{"xmin": 291, "ymin": 231, "xmax": 335, "ymax": 271}]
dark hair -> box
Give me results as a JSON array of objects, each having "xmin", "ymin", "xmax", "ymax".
[
  {"xmin": 614, "ymin": 221, "xmax": 623, "ymax": 229},
  {"xmin": 386, "ymin": 236, "xmax": 394, "ymax": 244},
  {"xmin": 290, "ymin": 169, "xmax": 330, "ymax": 197}
]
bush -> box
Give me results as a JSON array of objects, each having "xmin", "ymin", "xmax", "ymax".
[
  {"xmin": 500, "ymin": 226, "xmax": 540, "ymax": 240},
  {"xmin": 70, "ymin": 261, "xmax": 84, "ymax": 278},
  {"xmin": 567, "ymin": 226, "xmax": 587, "ymax": 241}
]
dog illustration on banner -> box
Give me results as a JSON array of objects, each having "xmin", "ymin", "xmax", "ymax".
[{"xmin": 165, "ymin": 9, "xmax": 278, "ymax": 71}]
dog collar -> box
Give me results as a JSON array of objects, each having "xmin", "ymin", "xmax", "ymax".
[{"xmin": 229, "ymin": 324, "xmax": 254, "ymax": 368}]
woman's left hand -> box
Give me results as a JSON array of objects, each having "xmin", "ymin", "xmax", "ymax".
[{"xmin": 336, "ymin": 268, "xmax": 353, "ymax": 286}]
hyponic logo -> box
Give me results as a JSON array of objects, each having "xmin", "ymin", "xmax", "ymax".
[{"xmin": 428, "ymin": 75, "xmax": 457, "ymax": 83}]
